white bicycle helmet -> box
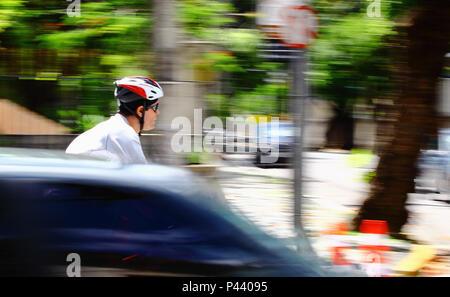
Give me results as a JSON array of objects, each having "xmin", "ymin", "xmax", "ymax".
[
  {"xmin": 114, "ymin": 76, "xmax": 164, "ymax": 135},
  {"xmin": 114, "ymin": 76, "xmax": 163, "ymax": 103}
]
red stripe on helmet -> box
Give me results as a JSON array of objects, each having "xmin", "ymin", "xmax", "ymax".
[{"xmin": 121, "ymin": 84, "xmax": 147, "ymax": 99}]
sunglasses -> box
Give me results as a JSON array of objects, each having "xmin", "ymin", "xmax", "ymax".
[{"xmin": 146, "ymin": 102, "xmax": 159, "ymax": 112}]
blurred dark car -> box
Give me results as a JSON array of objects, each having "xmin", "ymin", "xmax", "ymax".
[
  {"xmin": 415, "ymin": 129, "xmax": 450, "ymax": 195},
  {"xmin": 0, "ymin": 147, "xmax": 336, "ymax": 277},
  {"xmin": 255, "ymin": 122, "xmax": 295, "ymax": 167}
]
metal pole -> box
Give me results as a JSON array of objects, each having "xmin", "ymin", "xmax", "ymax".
[{"xmin": 291, "ymin": 48, "xmax": 314, "ymax": 254}]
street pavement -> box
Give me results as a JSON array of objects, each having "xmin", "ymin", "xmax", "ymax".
[{"xmin": 215, "ymin": 151, "xmax": 450, "ymax": 276}]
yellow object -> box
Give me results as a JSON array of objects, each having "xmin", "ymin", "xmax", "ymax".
[
  {"xmin": 394, "ymin": 245, "xmax": 436, "ymax": 276},
  {"xmin": 35, "ymin": 72, "xmax": 60, "ymax": 81},
  {"xmin": 245, "ymin": 115, "xmax": 272, "ymax": 124},
  {"xmin": 346, "ymin": 149, "xmax": 375, "ymax": 167}
]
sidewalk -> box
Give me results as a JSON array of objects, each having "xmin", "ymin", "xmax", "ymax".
[
  {"xmin": 303, "ymin": 193, "xmax": 450, "ymax": 277},
  {"xmin": 216, "ymin": 152, "xmax": 450, "ymax": 277}
]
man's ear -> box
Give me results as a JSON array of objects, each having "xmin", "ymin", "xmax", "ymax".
[{"xmin": 136, "ymin": 105, "xmax": 144, "ymax": 117}]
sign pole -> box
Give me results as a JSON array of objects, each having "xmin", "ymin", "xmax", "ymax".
[
  {"xmin": 257, "ymin": 0, "xmax": 319, "ymax": 255},
  {"xmin": 291, "ymin": 48, "xmax": 313, "ymax": 253}
]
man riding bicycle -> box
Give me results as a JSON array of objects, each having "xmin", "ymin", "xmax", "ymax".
[{"xmin": 66, "ymin": 76, "xmax": 163, "ymax": 164}]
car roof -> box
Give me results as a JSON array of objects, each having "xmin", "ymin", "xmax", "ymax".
[
  {"xmin": 0, "ymin": 147, "xmax": 122, "ymax": 169},
  {"xmin": 0, "ymin": 147, "xmax": 202, "ymax": 197}
]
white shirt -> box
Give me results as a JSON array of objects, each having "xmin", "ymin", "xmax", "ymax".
[{"xmin": 66, "ymin": 113, "xmax": 147, "ymax": 164}]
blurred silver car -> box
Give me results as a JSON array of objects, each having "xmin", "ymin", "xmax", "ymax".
[{"xmin": 415, "ymin": 129, "xmax": 450, "ymax": 195}]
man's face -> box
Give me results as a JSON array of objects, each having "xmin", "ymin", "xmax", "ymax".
[{"xmin": 142, "ymin": 101, "xmax": 159, "ymax": 131}]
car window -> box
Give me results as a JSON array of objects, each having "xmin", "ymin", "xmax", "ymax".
[
  {"xmin": 0, "ymin": 180, "xmax": 179, "ymax": 228},
  {"xmin": 258, "ymin": 123, "xmax": 294, "ymax": 139},
  {"xmin": 0, "ymin": 179, "xmax": 263, "ymax": 275},
  {"xmin": 0, "ymin": 179, "xmax": 243, "ymax": 241},
  {"xmin": 0, "ymin": 179, "xmax": 318, "ymax": 275}
]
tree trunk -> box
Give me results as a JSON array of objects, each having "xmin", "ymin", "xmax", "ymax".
[
  {"xmin": 152, "ymin": 0, "xmax": 177, "ymax": 81},
  {"xmin": 325, "ymin": 112, "xmax": 354, "ymax": 150},
  {"xmin": 352, "ymin": 0, "xmax": 450, "ymax": 236}
]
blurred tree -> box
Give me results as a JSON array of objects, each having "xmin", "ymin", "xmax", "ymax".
[
  {"xmin": 0, "ymin": 0, "xmax": 153, "ymax": 132},
  {"xmin": 352, "ymin": 0, "xmax": 450, "ymax": 236},
  {"xmin": 0, "ymin": 0, "xmax": 24, "ymax": 37},
  {"xmin": 153, "ymin": 0, "xmax": 176, "ymax": 81},
  {"xmin": 309, "ymin": 0, "xmax": 396, "ymax": 149},
  {"xmin": 177, "ymin": 0, "xmax": 289, "ymax": 119}
]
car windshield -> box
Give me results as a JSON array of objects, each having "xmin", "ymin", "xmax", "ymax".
[
  {"xmin": 259, "ymin": 123, "xmax": 294, "ymax": 139},
  {"xmin": 439, "ymin": 133, "xmax": 450, "ymax": 151}
]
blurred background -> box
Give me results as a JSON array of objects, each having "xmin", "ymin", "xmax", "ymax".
[{"xmin": 0, "ymin": 0, "xmax": 449, "ymax": 276}]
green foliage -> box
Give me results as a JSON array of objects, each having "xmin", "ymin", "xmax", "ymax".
[
  {"xmin": 232, "ymin": 83, "xmax": 288, "ymax": 115},
  {"xmin": 205, "ymin": 81, "xmax": 288, "ymax": 118},
  {"xmin": 36, "ymin": 1, "xmax": 151, "ymax": 53},
  {"xmin": 0, "ymin": 0, "xmax": 153, "ymax": 132},
  {"xmin": 347, "ymin": 149, "xmax": 375, "ymax": 167},
  {"xmin": 346, "ymin": 149, "xmax": 376, "ymax": 183},
  {"xmin": 308, "ymin": 10, "xmax": 396, "ymax": 114},
  {"xmin": 0, "ymin": 0, "xmax": 415, "ymax": 132},
  {"xmin": 203, "ymin": 51, "xmax": 244, "ymax": 73},
  {"xmin": 0, "ymin": 0, "xmax": 24, "ymax": 35},
  {"xmin": 362, "ymin": 171, "xmax": 376, "ymax": 183},
  {"xmin": 179, "ymin": 0, "xmax": 400, "ymax": 119},
  {"xmin": 444, "ymin": 67, "xmax": 450, "ymax": 76},
  {"xmin": 307, "ymin": 0, "xmax": 422, "ymax": 116},
  {"xmin": 177, "ymin": 0, "xmax": 234, "ymax": 39},
  {"xmin": 186, "ymin": 151, "xmax": 211, "ymax": 164},
  {"xmin": 58, "ymin": 109, "xmax": 108, "ymax": 133},
  {"xmin": 311, "ymin": 0, "xmax": 415, "ymax": 22},
  {"xmin": 178, "ymin": 0, "xmax": 288, "ymax": 118}
]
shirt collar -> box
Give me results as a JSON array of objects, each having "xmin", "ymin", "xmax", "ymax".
[{"xmin": 115, "ymin": 113, "xmax": 139, "ymax": 135}]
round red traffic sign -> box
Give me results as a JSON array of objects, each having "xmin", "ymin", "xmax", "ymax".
[{"xmin": 277, "ymin": 5, "xmax": 319, "ymax": 48}]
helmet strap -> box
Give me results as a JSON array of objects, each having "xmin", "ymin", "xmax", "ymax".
[{"xmin": 139, "ymin": 101, "xmax": 149, "ymax": 136}]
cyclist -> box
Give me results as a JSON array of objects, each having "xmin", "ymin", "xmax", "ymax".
[{"xmin": 66, "ymin": 76, "xmax": 163, "ymax": 164}]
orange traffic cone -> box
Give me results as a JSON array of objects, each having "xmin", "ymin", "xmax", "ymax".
[
  {"xmin": 358, "ymin": 220, "xmax": 391, "ymax": 276},
  {"xmin": 325, "ymin": 222, "xmax": 353, "ymax": 266}
]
